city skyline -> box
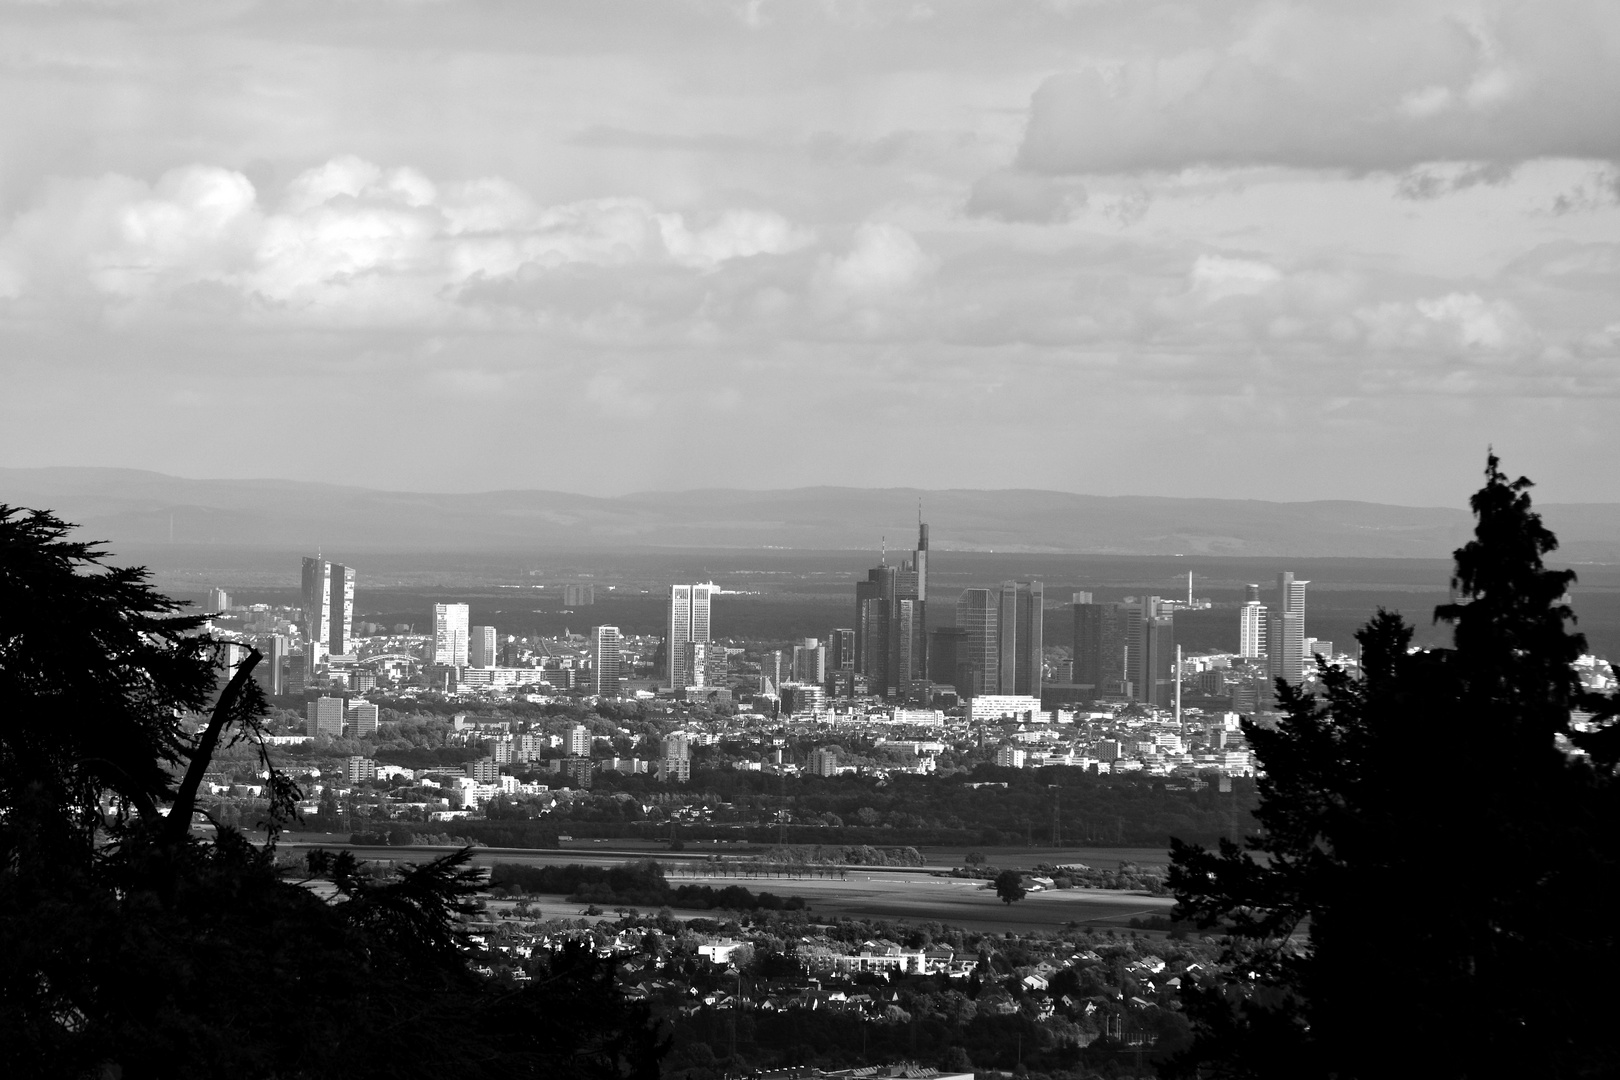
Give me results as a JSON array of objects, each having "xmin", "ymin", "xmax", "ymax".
[{"xmin": 2, "ymin": 3, "xmax": 1618, "ymax": 504}]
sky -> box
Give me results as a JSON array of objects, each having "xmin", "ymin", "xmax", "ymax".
[{"xmin": 1, "ymin": 0, "xmax": 1617, "ymax": 506}]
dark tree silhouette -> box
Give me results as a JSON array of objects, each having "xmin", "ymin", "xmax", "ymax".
[
  {"xmin": 994, "ymin": 868, "xmax": 1027, "ymax": 904},
  {"xmin": 1166, "ymin": 457, "xmax": 1620, "ymax": 1078},
  {"xmin": 0, "ymin": 506, "xmax": 666, "ymax": 1079}
]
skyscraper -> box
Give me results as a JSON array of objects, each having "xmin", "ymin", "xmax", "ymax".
[
  {"xmin": 667, "ymin": 583, "xmax": 717, "ymax": 688},
  {"xmin": 301, "ymin": 556, "xmax": 356, "ymax": 662},
  {"xmin": 205, "ymin": 587, "xmax": 230, "ymax": 613},
  {"xmin": 470, "ymin": 625, "xmax": 497, "ymax": 669},
  {"xmin": 1122, "ymin": 595, "xmax": 1175, "ymax": 706},
  {"xmin": 955, "ymin": 587, "xmax": 998, "ymax": 696},
  {"xmin": 433, "ymin": 603, "xmax": 470, "ymax": 666},
  {"xmin": 593, "ymin": 625, "xmax": 622, "ymax": 695},
  {"xmin": 826, "ymin": 628, "xmax": 855, "ymax": 672},
  {"xmin": 328, "ymin": 563, "xmax": 355, "ymax": 656},
  {"xmin": 792, "ymin": 638, "xmax": 826, "ymax": 684},
  {"xmin": 1073, "ymin": 600, "xmax": 1125, "ymax": 699},
  {"xmin": 1239, "ymin": 584, "xmax": 1268, "ymax": 659},
  {"xmin": 855, "ymin": 563, "xmax": 894, "ymax": 695},
  {"xmin": 1268, "ymin": 611, "xmax": 1305, "ymax": 686},
  {"xmin": 853, "ymin": 522, "xmax": 929, "ymax": 701},
  {"xmin": 301, "ymin": 556, "xmax": 331, "ymax": 665},
  {"xmin": 994, "ymin": 580, "xmax": 1043, "ymax": 698}
]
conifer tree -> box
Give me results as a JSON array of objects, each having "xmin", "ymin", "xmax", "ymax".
[{"xmin": 1167, "ymin": 456, "xmax": 1620, "ymax": 1078}]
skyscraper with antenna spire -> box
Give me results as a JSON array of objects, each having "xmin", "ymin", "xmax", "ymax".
[{"xmin": 853, "ymin": 518, "xmax": 929, "ymax": 701}]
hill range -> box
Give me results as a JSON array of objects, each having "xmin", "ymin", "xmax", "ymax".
[{"xmin": 4, "ymin": 466, "xmax": 1620, "ymax": 561}]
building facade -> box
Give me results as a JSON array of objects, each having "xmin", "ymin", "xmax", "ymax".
[
  {"xmin": 433, "ymin": 603, "xmax": 470, "ymax": 667},
  {"xmin": 592, "ymin": 626, "xmax": 621, "ymax": 695}
]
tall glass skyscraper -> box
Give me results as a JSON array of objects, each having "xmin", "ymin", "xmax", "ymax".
[
  {"xmin": 667, "ymin": 583, "xmax": 717, "ymax": 687},
  {"xmin": 433, "ymin": 602, "xmax": 470, "ymax": 666}
]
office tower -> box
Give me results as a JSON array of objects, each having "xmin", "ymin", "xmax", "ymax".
[
  {"xmin": 1072, "ymin": 591, "xmax": 1093, "ymax": 605},
  {"xmin": 1123, "ymin": 596, "xmax": 1174, "ymax": 707},
  {"xmin": 793, "ymin": 638, "xmax": 826, "ymax": 684},
  {"xmin": 955, "ymin": 587, "xmax": 998, "ymax": 695},
  {"xmin": 827, "ymin": 628, "xmax": 855, "ymax": 672},
  {"xmin": 206, "ymin": 587, "xmax": 230, "ymax": 613},
  {"xmin": 328, "ymin": 564, "xmax": 355, "ymax": 656},
  {"xmin": 567, "ymin": 723, "xmax": 591, "ymax": 757},
  {"xmin": 853, "ymin": 522, "xmax": 929, "ymax": 701},
  {"xmin": 996, "ymin": 583, "xmax": 1019, "ymax": 694},
  {"xmin": 263, "ymin": 634, "xmax": 287, "ymax": 696},
  {"xmin": 994, "ymin": 580, "xmax": 1043, "ymax": 698},
  {"xmin": 1277, "ymin": 572, "xmax": 1309, "ymax": 621},
  {"xmin": 1073, "ymin": 601, "xmax": 1125, "ymax": 698},
  {"xmin": 592, "ymin": 625, "xmax": 621, "ymax": 695},
  {"xmin": 470, "ymin": 625, "xmax": 497, "ymax": 669},
  {"xmin": 660, "ymin": 733, "xmax": 692, "ymax": 783},
  {"xmin": 562, "ymin": 584, "xmax": 595, "ymax": 607},
  {"xmin": 433, "ymin": 603, "xmax": 470, "ymax": 666},
  {"xmin": 348, "ymin": 699, "xmax": 379, "ymax": 737},
  {"xmin": 855, "ymin": 563, "xmax": 894, "ymax": 695},
  {"xmin": 305, "ymin": 696, "xmax": 344, "ymax": 738},
  {"xmin": 1014, "ymin": 580, "xmax": 1043, "ymax": 697},
  {"xmin": 1268, "ymin": 612, "xmax": 1305, "ymax": 686},
  {"xmin": 929, "ymin": 625, "xmax": 970, "ymax": 697},
  {"xmin": 1239, "ymin": 588, "xmax": 1268, "ymax": 659},
  {"xmin": 667, "ymin": 583, "xmax": 717, "ymax": 688},
  {"xmin": 301, "ymin": 557, "xmax": 332, "ymax": 665}
]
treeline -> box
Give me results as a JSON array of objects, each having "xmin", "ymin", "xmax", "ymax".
[
  {"xmin": 753, "ymin": 844, "xmax": 926, "ymax": 867},
  {"xmin": 489, "ymin": 860, "xmax": 806, "ymax": 912},
  {"xmin": 596, "ymin": 763, "xmax": 1258, "ymax": 848}
]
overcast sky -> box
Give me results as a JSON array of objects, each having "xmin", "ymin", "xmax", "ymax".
[{"xmin": 2, "ymin": 0, "xmax": 1617, "ymax": 505}]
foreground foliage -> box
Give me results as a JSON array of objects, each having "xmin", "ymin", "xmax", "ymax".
[
  {"xmin": 1167, "ymin": 458, "xmax": 1620, "ymax": 1078},
  {"xmin": 0, "ymin": 506, "xmax": 665, "ymax": 1078}
]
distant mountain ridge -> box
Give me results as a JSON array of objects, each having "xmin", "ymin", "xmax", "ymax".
[{"xmin": 4, "ymin": 466, "xmax": 1620, "ymax": 560}]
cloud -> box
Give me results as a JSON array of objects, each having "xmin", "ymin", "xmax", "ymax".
[
  {"xmin": 965, "ymin": 170, "xmax": 1087, "ymax": 223},
  {"xmin": 0, "ymin": 157, "xmax": 814, "ymax": 319},
  {"xmin": 820, "ymin": 222, "xmax": 933, "ymax": 293},
  {"xmin": 1015, "ymin": 1, "xmax": 1620, "ymax": 175}
]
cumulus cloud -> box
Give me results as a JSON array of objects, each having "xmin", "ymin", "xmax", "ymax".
[
  {"xmin": 820, "ymin": 222, "xmax": 934, "ymax": 293},
  {"xmin": 1016, "ymin": 1, "xmax": 1620, "ymax": 175},
  {"xmin": 0, "ymin": 158, "xmax": 815, "ymax": 318}
]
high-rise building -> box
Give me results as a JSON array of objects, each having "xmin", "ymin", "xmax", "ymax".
[
  {"xmin": 853, "ymin": 523, "xmax": 929, "ymax": 701},
  {"xmin": 1239, "ymin": 586, "xmax": 1268, "ymax": 659},
  {"xmin": 206, "ymin": 587, "xmax": 230, "ymax": 613},
  {"xmin": 1121, "ymin": 596, "xmax": 1175, "ymax": 706},
  {"xmin": 567, "ymin": 723, "xmax": 591, "ymax": 757},
  {"xmin": 301, "ymin": 557, "xmax": 332, "ymax": 665},
  {"xmin": 470, "ymin": 625, "xmax": 497, "ymax": 669},
  {"xmin": 995, "ymin": 580, "xmax": 1043, "ymax": 698},
  {"xmin": 1073, "ymin": 601, "xmax": 1125, "ymax": 698},
  {"xmin": 592, "ymin": 625, "xmax": 622, "ymax": 695},
  {"xmin": 305, "ymin": 696, "xmax": 344, "ymax": 738},
  {"xmin": 855, "ymin": 563, "xmax": 894, "ymax": 695},
  {"xmin": 1268, "ymin": 612, "xmax": 1305, "ymax": 687},
  {"xmin": 827, "ymin": 628, "xmax": 855, "ymax": 672},
  {"xmin": 955, "ymin": 587, "xmax": 998, "ymax": 696},
  {"xmin": 347, "ymin": 699, "xmax": 379, "ymax": 737},
  {"xmin": 262, "ymin": 634, "xmax": 288, "ymax": 696},
  {"xmin": 328, "ymin": 564, "xmax": 355, "ymax": 656},
  {"xmin": 808, "ymin": 747, "xmax": 839, "ymax": 777},
  {"xmin": 929, "ymin": 625, "xmax": 970, "ymax": 698},
  {"xmin": 433, "ymin": 603, "xmax": 470, "ymax": 667},
  {"xmin": 667, "ymin": 583, "xmax": 717, "ymax": 688},
  {"xmin": 792, "ymin": 638, "xmax": 826, "ymax": 684},
  {"xmin": 562, "ymin": 584, "xmax": 595, "ymax": 607}
]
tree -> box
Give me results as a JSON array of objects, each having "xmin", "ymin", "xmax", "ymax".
[
  {"xmin": 1166, "ymin": 456, "xmax": 1620, "ymax": 1079},
  {"xmin": 0, "ymin": 506, "xmax": 667, "ymax": 1078},
  {"xmin": 994, "ymin": 869, "xmax": 1027, "ymax": 905}
]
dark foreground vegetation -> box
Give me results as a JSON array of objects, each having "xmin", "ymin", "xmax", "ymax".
[{"xmin": 0, "ymin": 506, "xmax": 664, "ymax": 1078}]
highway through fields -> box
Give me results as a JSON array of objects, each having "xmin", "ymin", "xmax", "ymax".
[{"xmin": 281, "ymin": 840, "xmax": 1176, "ymax": 933}]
